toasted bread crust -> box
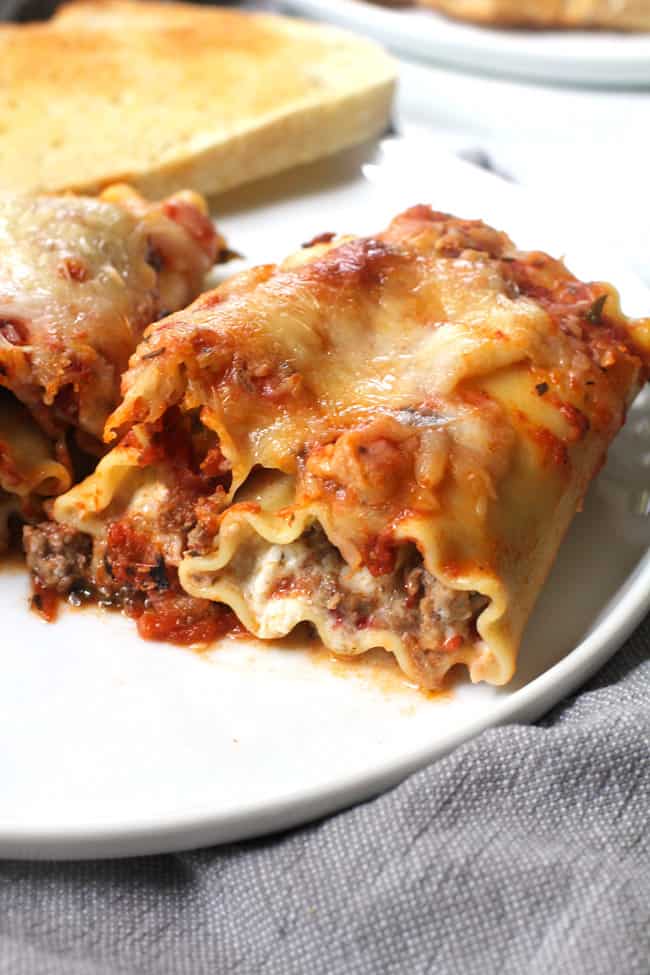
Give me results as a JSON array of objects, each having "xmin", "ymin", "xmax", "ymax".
[{"xmin": 0, "ymin": 1, "xmax": 396, "ymax": 196}]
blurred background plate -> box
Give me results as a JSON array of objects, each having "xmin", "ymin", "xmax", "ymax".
[{"xmin": 283, "ymin": 0, "xmax": 650, "ymax": 85}]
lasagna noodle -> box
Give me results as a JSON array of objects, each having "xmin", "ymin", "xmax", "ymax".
[
  {"xmin": 0, "ymin": 397, "xmax": 70, "ymax": 553},
  {"xmin": 0, "ymin": 395, "xmax": 70, "ymax": 500},
  {"xmin": 50, "ymin": 207, "xmax": 649, "ymax": 688}
]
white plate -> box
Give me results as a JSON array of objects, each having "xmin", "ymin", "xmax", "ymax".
[
  {"xmin": 284, "ymin": 0, "xmax": 650, "ymax": 85},
  {"xmin": 2, "ymin": 138, "xmax": 649, "ymax": 859}
]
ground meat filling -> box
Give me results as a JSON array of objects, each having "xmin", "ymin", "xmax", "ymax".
[
  {"xmin": 22, "ymin": 405, "xmax": 239, "ymax": 641},
  {"xmin": 241, "ymin": 525, "xmax": 488, "ymax": 656},
  {"xmin": 23, "ymin": 523, "xmax": 91, "ymax": 594},
  {"xmin": 24, "ymin": 517, "xmax": 488, "ymax": 660},
  {"xmin": 23, "ymin": 520, "xmax": 236, "ymax": 645}
]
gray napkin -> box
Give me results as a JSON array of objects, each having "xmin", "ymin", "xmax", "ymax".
[{"xmin": 1, "ymin": 614, "xmax": 648, "ymax": 975}]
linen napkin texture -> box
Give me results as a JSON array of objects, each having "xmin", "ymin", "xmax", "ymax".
[{"xmin": 1, "ymin": 615, "xmax": 649, "ymax": 975}]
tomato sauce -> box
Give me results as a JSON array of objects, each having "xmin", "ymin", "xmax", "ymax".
[
  {"xmin": 30, "ymin": 579, "xmax": 59, "ymax": 622},
  {"xmin": 130, "ymin": 590, "xmax": 241, "ymax": 646}
]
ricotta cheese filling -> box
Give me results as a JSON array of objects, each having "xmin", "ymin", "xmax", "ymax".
[{"xmin": 226, "ymin": 525, "xmax": 488, "ymax": 656}]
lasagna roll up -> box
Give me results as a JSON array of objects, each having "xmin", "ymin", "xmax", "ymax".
[
  {"xmin": 40, "ymin": 207, "xmax": 649, "ymax": 688},
  {"xmin": 0, "ymin": 185, "xmax": 223, "ymax": 545}
]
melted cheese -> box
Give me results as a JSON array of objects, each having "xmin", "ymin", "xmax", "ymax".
[
  {"xmin": 0, "ymin": 193, "xmax": 157, "ymax": 437},
  {"xmin": 0, "ymin": 186, "xmax": 219, "ymax": 440}
]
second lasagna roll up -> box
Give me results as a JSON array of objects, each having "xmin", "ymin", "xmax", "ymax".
[
  {"xmin": 0, "ymin": 183, "xmax": 223, "ymax": 541},
  {"xmin": 43, "ymin": 207, "xmax": 649, "ymax": 688}
]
